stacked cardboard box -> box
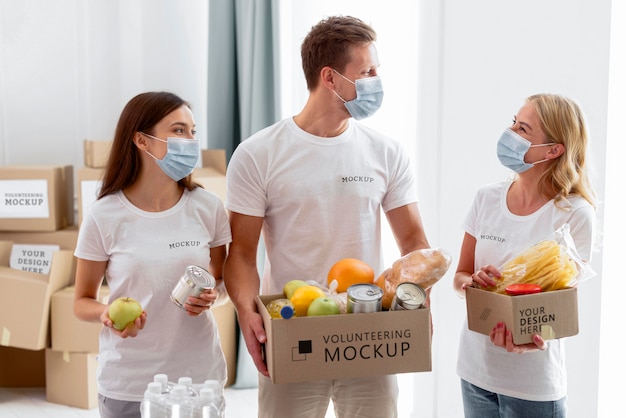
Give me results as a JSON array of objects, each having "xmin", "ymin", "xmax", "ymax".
[{"xmin": 0, "ymin": 162, "xmax": 86, "ymax": 407}]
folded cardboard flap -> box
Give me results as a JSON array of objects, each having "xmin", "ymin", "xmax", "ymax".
[
  {"xmin": 0, "ymin": 240, "xmax": 77, "ymax": 350},
  {"xmin": 83, "ymin": 140, "xmax": 112, "ymax": 168},
  {"xmin": 201, "ymin": 149, "xmax": 227, "ymax": 174}
]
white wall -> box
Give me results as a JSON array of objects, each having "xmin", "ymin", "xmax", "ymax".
[
  {"xmin": 0, "ymin": 0, "xmax": 616, "ymax": 417},
  {"xmin": 0, "ymin": 0, "xmax": 209, "ymax": 168}
]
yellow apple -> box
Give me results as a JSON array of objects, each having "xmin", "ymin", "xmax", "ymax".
[
  {"xmin": 282, "ymin": 279, "xmax": 308, "ymax": 299},
  {"xmin": 307, "ymin": 296, "xmax": 340, "ymax": 316},
  {"xmin": 108, "ymin": 297, "xmax": 143, "ymax": 330}
]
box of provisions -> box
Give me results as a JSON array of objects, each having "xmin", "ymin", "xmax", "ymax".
[
  {"xmin": 0, "ymin": 241, "xmax": 76, "ymax": 350},
  {"xmin": 0, "ymin": 165, "xmax": 74, "ymax": 231},
  {"xmin": 256, "ymin": 294, "xmax": 431, "ymax": 384},
  {"xmin": 465, "ymin": 286, "xmax": 578, "ymax": 345}
]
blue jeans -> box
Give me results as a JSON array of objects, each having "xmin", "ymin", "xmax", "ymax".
[{"xmin": 461, "ymin": 379, "xmax": 566, "ymax": 418}]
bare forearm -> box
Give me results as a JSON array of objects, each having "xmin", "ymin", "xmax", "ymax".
[{"xmin": 223, "ymin": 250, "xmax": 261, "ymax": 315}]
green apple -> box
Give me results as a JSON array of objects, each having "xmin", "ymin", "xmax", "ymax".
[
  {"xmin": 108, "ymin": 297, "xmax": 143, "ymax": 330},
  {"xmin": 307, "ymin": 296, "xmax": 340, "ymax": 316},
  {"xmin": 283, "ymin": 279, "xmax": 308, "ymax": 299}
]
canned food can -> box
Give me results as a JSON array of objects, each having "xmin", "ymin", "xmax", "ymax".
[
  {"xmin": 391, "ymin": 282, "xmax": 426, "ymax": 310},
  {"xmin": 170, "ymin": 265, "xmax": 216, "ymax": 308},
  {"xmin": 347, "ymin": 283, "xmax": 383, "ymax": 313}
]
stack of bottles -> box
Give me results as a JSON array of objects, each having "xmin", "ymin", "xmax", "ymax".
[{"xmin": 140, "ymin": 374, "xmax": 225, "ymax": 418}]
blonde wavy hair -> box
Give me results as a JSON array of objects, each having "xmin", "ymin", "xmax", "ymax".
[{"xmin": 527, "ymin": 93, "xmax": 596, "ymax": 208}]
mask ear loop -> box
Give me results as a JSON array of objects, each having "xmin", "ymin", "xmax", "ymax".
[
  {"xmin": 528, "ymin": 143, "xmax": 559, "ymax": 166},
  {"xmin": 139, "ymin": 132, "xmax": 167, "ymax": 161}
]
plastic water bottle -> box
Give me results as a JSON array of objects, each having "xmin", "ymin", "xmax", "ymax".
[
  {"xmin": 202, "ymin": 380, "xmax": 225, "ymax": 417},
  {"xmin": 192, "ymin": 387, "xmax": 221, "ymax": 418},
  {"xmin": 166, "ymin": 384, "xmax": 194, "ymax": 418},
  {"xmin": 178, "ymin": 376, "xmax": 199, "ymax": 397},
  {"xmin": 140, "ymin": 381, "xmax": 167, "ymax": 418},
  {"xmin": 153, "ymin": 373, "xmax": 174, "ymax": 395}
]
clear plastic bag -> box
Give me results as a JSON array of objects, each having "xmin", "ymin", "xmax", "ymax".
[{"xmin": 492, "ymin": 223, "xmax": 595, "ymax": 294}]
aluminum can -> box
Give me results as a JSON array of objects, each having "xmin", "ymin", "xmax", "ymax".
[
  {"xmin": 170, "ymin": 265, "xmax": 216, "ymax": 308},
  {"xmin": 391, "ymin": 282, "xmax": 426, "ymax": 311},
  {"xmin": 347, "ymin": 283, "xmax": 383, "ymax": 313}
]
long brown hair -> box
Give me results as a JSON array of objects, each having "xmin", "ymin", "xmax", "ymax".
[{"xmin": 99, "ymin": 91, "xmax": 200, "ymax": 198}]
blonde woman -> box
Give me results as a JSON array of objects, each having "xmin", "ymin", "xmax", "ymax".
[{"xmin": 453, "ymin": 94, "xmax": 596, "ymax": 417}]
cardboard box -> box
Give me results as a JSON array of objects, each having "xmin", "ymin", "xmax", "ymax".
[
  {"xmin": 0, "ymin": 346, "xmax": 46, "ymax": 387},
  {"xmin": 0, "ymin": 241, "xmax": 76, "ymax": 350},
  {"xmin": 0, "ymin": 225, "xmax": 79, "ymax": 250},
  {"xmin": 212, "ymin": 300, "xmax": 237, "ymax": 387},
  {"xmin": 76, "ymin": 167, "xmax": 103, "ymax": 225},
  {"xmin": 45, "ymin": 349, "xmax": 98, "ymax": 409},
  {"xmin": 194, "ymin": 149, "xmax": 227, "ymax": 201},
  {"xmin": 51, "ymin": 285, "xmax": 109, "ymax": 353},
  {"xmin": 465, "ymin": 286, "xmax": 578, "ymax": 344},
  {"xmin": 84, "ymin": 140, "xmax": 112, "ymax": 168},
  {"xmin": 257, "ymin": 294, "xmax": 431, "ymax": 384},
  {"xmin": 0, "ymin": 165, "xmax": 74, "ymax": 231}
]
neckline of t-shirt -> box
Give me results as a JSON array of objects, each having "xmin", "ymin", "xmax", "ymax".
[
  {"xmin": 287, "ymin": 117, "xmax": 354, "ymax": 146},
  {"xmin": 117, "ymin": 188, "xmax": 189, "ymax": 217},
  {"xmin": 500, "ymin": 180, "xmax": 553, "ymax": 220}
]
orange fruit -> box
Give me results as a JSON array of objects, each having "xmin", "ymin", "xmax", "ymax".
[
  {"xmin": 327, "ymin": 258, "xmax": 375, "ymax": 293},
  {"xmin": 289, "ymin": 285, "xmax": 326, "ymax": 317}
]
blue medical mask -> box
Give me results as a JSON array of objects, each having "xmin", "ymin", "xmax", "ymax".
[
  {"xmin": 141, "ymin": 133, "xmax": 200, "ymax": 181},
  {"xmin": 496, "ymin": 128, "xmax": 555, "ymax": 173},
  {"xmin": 332, "ymin": 70, "xmax": 384, "ymax": 120}
]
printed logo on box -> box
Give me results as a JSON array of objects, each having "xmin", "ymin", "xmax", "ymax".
[
  {"xmin": 0, "ymin": 179, "xmax": 50, "ymax": 218},
  {"xmin": 292, "ymin": 329, "xmax": 413, "ymax": 364}
]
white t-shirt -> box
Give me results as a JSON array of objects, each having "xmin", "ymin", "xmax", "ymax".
[
  {"xmin": 74, "ymin": 187, "xmax": 232, "ymax": 402},
  {"xmin": 456, "ymin": 180, "xmax": 595, "ymax": 401},
  {"xmin": 226, "ymin": 117, "xmax": 417, "ymax": 295}
]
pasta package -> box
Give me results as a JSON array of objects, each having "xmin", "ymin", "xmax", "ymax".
[{"xmin": 488, "ymin": 224, "xmax": 594, "ymax": 294}]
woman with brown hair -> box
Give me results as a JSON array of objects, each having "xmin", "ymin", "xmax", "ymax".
[{"xmin": 73, "ymin": 91, "xmax": 231, "ymax": 418}]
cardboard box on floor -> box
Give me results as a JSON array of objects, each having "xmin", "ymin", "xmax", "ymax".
[
  {"xmin": 0, "ymin": 165, "xmax": 74, "ymax": 231},
  {"xmin": 45, "ymin": 349, "xmax": 97, "ymax": 409},
  {"xmin": 0, "ymin": 346, "xmax": 46, "ymax": 387},
  {"xmin": 257, "ymin": 294, "xmax": 432, "ymax": 384},
  {"xmin": 51, "ymin": 285, "xmax": 110, "ymax": 353},
  {"xmin": 84, "ymin": 139, "xmax": 112, "ymax": 168},
  {"xmin": 465, "ymin": 286, "xmax": 578, "ymax": 344},
  {"xmin": 0, "ymin": 241, "xmax": 76, "ymax": 350},
  {"xmin": 0, "ymin": 225, "xmax": 79, "ymax": 250}
]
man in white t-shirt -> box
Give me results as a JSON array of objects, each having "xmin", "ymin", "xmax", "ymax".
[{"xmin": 224, "ymin": 16, "xmax": 430, "ymax": 418}]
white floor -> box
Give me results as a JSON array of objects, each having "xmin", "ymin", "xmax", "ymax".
[{"xmin": 0, "ymin": 374, "xmax": 416, "ymax": 417}]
